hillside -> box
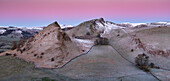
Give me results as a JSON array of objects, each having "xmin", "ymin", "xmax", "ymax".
[{"xmin": 0, "ymin": 18, "xmax": 170, "ymax": 80}]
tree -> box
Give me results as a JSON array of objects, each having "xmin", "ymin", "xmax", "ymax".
[
  {"xmin": 135, "ymin": 54, "xmax": 148, "ymax": 66},
  {"xmin": 95, "ymin": 37, "xmax": 109, "ymax": 45},
  {"xmin": 86, "ymin": 32, "xmax": 90, "ymax": 35},
  {"xmin": 135, "ymin": 54, "xmax": 150, "ymax": 72},
  {"xmin": 135, "ymin": 53, "xmax": 159, "ymax": 72}
]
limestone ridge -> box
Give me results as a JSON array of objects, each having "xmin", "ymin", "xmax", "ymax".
[
  {"xmin": 47, "ymin": 21, "xmax": 61, "ymax": 28},
  {"xmin": 5, "ymin": 21, "xmax": 85, "ymax": 68}
]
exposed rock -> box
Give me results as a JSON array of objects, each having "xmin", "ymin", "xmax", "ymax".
[{"xmin": 1, "ymin": 21, "xmax": 95, "ymax": 68}]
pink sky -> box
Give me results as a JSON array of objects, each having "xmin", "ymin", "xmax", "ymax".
[{"xmin": 0, "ymin": 0, "xmax": 170, "ymax": 26}]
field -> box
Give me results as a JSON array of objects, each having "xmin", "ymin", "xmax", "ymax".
[
  {"xmin": 0, "ymin": 45, "xmax": 170, "ymax": 81},
  {"xmin": 0, "ymin": 56, "xmax": 76, "ymax": 81},
  {"xmin": 48, "ymin": 46, "xmax": 158, "ymax": 81}
]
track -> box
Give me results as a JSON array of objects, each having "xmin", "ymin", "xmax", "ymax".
[
  {"xmin": 159, "ymin": 67, "xmax": 170, "ymax": 71},
  {"xmin": 110, "ymin": 44, "xmax": 161, "ymax": 81},
  {"xmin": 111, "ymin": 29, "xmax": 162, "ymax": 81},
  {"xmin": 149, "ymin": 72, "xmax": 161, "ymax": 81},
  {"xmin": 121, "ymin": 28, "xmax": 170, "ymax": 72},
  {"xmin": 110, "ymin": 45, "xmax": 134, "ymax": 64}
]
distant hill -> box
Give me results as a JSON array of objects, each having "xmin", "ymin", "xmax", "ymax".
[{"xmin": 0, "ymin": 26, "xmax": 44, "ymax": 38}]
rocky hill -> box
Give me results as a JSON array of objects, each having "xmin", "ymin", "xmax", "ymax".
[
  {"xmin": 0, "ymin": 25, "xmax": 74, "ymax": 53},
  {"xmin": 1, "ymin": 21, "xmax": 96, "ymax": 68},
  {"xmin": 1, "ymin": 18, "xmax": 170, "ymax": 69},
  {"xmin": 0, "ymin": 18, "xmax": 170, "ymax": 80}
]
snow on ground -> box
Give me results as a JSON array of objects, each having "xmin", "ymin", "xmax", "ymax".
[
  {"xmin": 60, "ymin": 24, "xmax": 73, "ymax": 29},
  {"xmin": 149, "ymin": 22, "xmax": 170, "ymax": 26},
  {"xmin": 130, "ymin": 23, "xmax": 147, "ymax": 27},
  {"xmin": 96, "ymin": 21, "xmax": 126, "ymax": 37},
  {"xmin": 0, "ymin": 29, "xmax": 6, "ymax": 34},
  {"xmin": 0, "ymin": 26, "xmax": 9, "ymax": 28},
  {"xmin": 105, "ymin": 22, "xmax": 125, "ymax": 29},
  {"xmin": 96, "ymin": 21, "xmax": 125, "ymax": 29},
  {"xmin": 156, "ymin": 22, "xmax": 169, "ymax": 24},
  {"xmin": 73, "ymin": 38, "xmax": 94, "ymax": 48},
  {"xmin": 22, "ymin": 27, "xmax": 44, "ymax": 30},
  {"xmin": 120, "ymin": 22, "xmax": 147, "ymax": 27},
  {"xmin": 120, "ymin": 22, "xmax": 170, "ymax": 27},
  {"xmin": 167, "ymin": 23, "xmax": 170, "ymax": 25},
  {"xmin": 157, "ymin": 22, "xmax": 170, "ymax": 26},
  {"xmin": 14, "ymin": 30, "xmax": 22, "ymax": 34},
  {"xmin": 74, "ymin": 39, "xmax": 93, "ymax": 43},
  {"xmin": 0, "ymin": 26, "xmax": 44, "ymax": 30}
]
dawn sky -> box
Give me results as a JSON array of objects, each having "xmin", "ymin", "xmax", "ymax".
[{"xmin": 0, "ymin": 0, "xmax": 170, "ymax": 27}]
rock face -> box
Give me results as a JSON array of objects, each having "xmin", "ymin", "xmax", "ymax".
[
  {"xmin": 7, "ymin": 19, "xmax": 121, "ymax": 68},
  {"xmin": 2, "ymin": 21, "xmax": 96, "ymax": 68},
  {"xmin": 0, "ymin": 19, "xmax": 122, "ymax": 68}
]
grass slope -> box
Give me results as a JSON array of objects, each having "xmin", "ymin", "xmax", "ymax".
[{"xmin": 52, "ymin": 46, "xmax": 157, "ymax": 81}]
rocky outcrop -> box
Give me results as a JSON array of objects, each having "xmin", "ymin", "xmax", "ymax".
[
  {"xmin": 0, "ymin": 18, "xmax": 125, "ymax": 68},
  {"xmin": 0, "ymin": 21, "xmax": 96, "ymax": 68},
  {"xmin": 132, "ymin": 36, "xmax": 170, "ymax": 57}
]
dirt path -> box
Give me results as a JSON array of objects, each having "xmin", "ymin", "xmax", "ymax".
[{"xmin": 109, "ymin": 41, "xmax": 161, "ymax": 81}]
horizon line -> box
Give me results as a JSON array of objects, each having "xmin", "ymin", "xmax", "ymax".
[{"xmin": 0, "ymin": 19, "xmax": 170, "ymax": 27}]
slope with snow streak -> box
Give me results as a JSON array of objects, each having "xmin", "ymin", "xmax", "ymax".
[
  {"xmin": 72, "ymin": 18, "xmax": 125, "ymax": 39},
  {"xmin": 60, "ymin": 24, "xmax": 73, "ymax": 29}
]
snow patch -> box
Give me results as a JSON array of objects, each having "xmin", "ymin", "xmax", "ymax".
[
  {"xmin": 157, "ymin": 22, "xmax": 170, "ymax": 26},
  {"xmin": 131, "ymin": 23, "xmax": 147, "ymax": 27},
  {"xmin": 15, "ymin": 30, "xmax": 22, "ymax": 34},
  {"xmin": 74, "ymin": 39, "xmax": 94, "ymax": 48},
  {"xmin": 121, "ymin": 22, "xmax": 147, "ymax": 27},
  {"xmin": 157, "ymin": 22, "xmax": 168, "ymax": 24},
  {"xmin": 95, "ymin": 21, "xmax": 126, "ymax": 37},
  {"xmin": 60, "ymin": 24, "xmax": 73, "ymax": 29},
  {"xmin": 25, "ymin": 27, "xmax": 44, "ymax": 30},
  {"xmin": 0, "ymin": 29, "xmax": 6, "ymax": 34},
  {"xmin": 74, "ymin": 39, "xmax": 93, "ymax": 44},
  {"xmin": 167, "ymin": 22, "xmax": 170, "ymax": 25}
]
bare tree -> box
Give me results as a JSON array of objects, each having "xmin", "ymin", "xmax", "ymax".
[{"xmin": 135, "ymin": 54, "xmax": 150, "ymax": 72}]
